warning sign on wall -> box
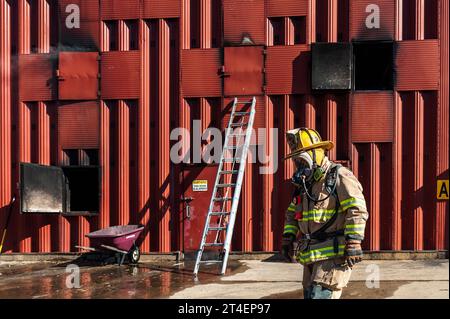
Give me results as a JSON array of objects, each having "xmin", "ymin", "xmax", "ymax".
[
  {"xmin": 192, "ymin": 180, "xmax": 208, "ymax": 192},
  {"xmin": 437, "ymin": 180, "xmax": 449, "ymax": 200}
]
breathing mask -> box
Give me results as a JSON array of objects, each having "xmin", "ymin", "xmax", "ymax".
[{"xmin": 291, "ymin": 153, "xmax": 314, "ymax": 186}]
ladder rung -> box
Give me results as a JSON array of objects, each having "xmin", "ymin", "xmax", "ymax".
[
  {"xmin": 230, "ymin": 133, "xmax": 246, "ymax": 137},
  {"xmin": 216, "ymin": 183, "xmax": 236, "ymax": 188},
  {"xmin": 236, "ymin": 101, "xmax": 252, "ymax": 104},
  {"xmin": 204, "ymin": 243, "xmax": 224, "ymax": 247},
  {"xmin": 209, "ymin": 211, "xmax": 230, "ymax": 216},
  {"xmin": 224, "ymin": 145, "xmax": 243, "ymax": 150},
  {"xmin": 213, "ymin": 197, "xmax": 232, "ymax": 201},
  {"xmin": 233, "ymin": 112, "xmax": 251, "ymax": 116},
  {"xmin": 222, "ymin": 158, "xmax": 237, "ymax": 162},
  {"xmin": 199, "ymin": 260, "xmax": 222, "ymax": 264},
  {"xmin": 208, "ymin": 226, "xmax": 227, "ymax": 231},
  {"xmin": 219, "ymin": 170, "xmax": 238, "ymax": 174},
  {"xmin": 230, "ymin": 123, "xmax": 247, "ymax": 127}
]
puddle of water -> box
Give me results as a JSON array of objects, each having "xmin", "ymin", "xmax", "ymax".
[{"xmin": 0, "ymin": 259, "xmax": 247, "ymax": 299}]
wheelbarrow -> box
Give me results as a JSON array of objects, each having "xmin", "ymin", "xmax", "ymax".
[{"xmin": 76, "ymin": 225, "xmax": 144, "ymax": 265}]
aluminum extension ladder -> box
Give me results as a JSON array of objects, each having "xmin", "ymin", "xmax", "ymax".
[{"xmin": 193, "ymin": 97, "xmax": 256, "ymax": 276}]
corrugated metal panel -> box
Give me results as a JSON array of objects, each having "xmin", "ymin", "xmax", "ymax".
[
  {"xmin": 116, "ymin": 100, "xmax": 130, "ymax": 226},
  {"xmin": 157, "ymin": 19, "xmax": 171, "ymax": 252},
  {"xmin": 349, "ymin": 0, "xmax": 395, "ymax": 41},
  {"xmin": 181, "ymin": 48, "xmax": 221, "ymax": 97},
  {"xmin": 58, "ymin": 101, "xmax": 100, "ymax": 149},
  {"xmin": 223, "ymin": 0, "xmax": 265, "ymax": 45},
  {"xmin": 399, "ymin": 91, "xmax": 428, "ymax": 250},
  {"xmin": 396, "ymin": 40, "xmax": 440, "ymax": 91},
  {"xmin": 266, "ymin": 45, "xmax": 310, "ymax": 94},
  {"xmin": 59, "ymin": 0, "xmax": 98, "ymax": 21},
  {"xmin": 58, "ymin": 0, "xmax": 100, "ymax": 50},
  {"xmin": 261, "ymin": 96, "xmax": 274, "ymax": 251},
  {"xmin": 99, "ymin": 101, "xmax": 110, "ymax": 229},
  {"xmin": 101, "ymin": 0, "xmax": 141, "ymax": 20},
  {"xmin": 36, "ymin": 101, "xmax": 53, "ymax": 252},
  {"xmin": 211, "ymin": 0, "xmax": 222, "ymax": 48},
  {"xmin": 422, "ymin": 91, "xmax": 438, "ymax": 249},
  {"xmin": 143, "ymin": 0, "xmax": 181, "ymax": 18},
  {"xmin": 58, "ymin": 52, "xmax": 99, "ymax": 100},
  {"xmin": 0, "ymin": 0, "xmax": 12, "ymax": 253},
  {"xmin": 351, "ymin": 92, "xmax": 393, "ymax": 143},
  {"xmin": 368, "ymin": 143, "xmax": 381, "ymax": 250},
  {"xmin": 1, "ymin": 0, "xmax": 448, "ymax": 254},
  {"xmin": 438, "ymin": 0, "xmax": 449, "ymax": 250},
  {"xmin": 138, "ymin": 20, "xmax": 151, "ymax": 252},
  {"xmin": 18, "ymin": 53, "xmax": 57, "ymax": 101},
  {"xmin": 355, "ymin": 143, "xmax": 383, "ymax": 251},
  {"xmin": 266, "ymin": 0, "xmax": 308, "ymax": 17},
  {"xmin": 200, "ymin": 0, "xmax": 212, "ymax": 49},
  {"xmin": 399, "ymin": 91, "xmax": 414, "ymax": 250},
  {"xmin": 378, "ymin": 142, "xmax": 393, "ymax": 250},
  {"xmin": 101, "ymin": 51, "xmax": 140, "ymax": 99},
  {"xmin": 392, "ymin": 92, "xmax": 402, "ymax": 250},
  {"xmin": 37, "ymin": 0, "xmax": 51, "ymax": 54}
]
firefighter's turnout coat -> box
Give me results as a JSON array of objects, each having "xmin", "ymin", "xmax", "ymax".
[{"xmin": 283, "ymin": 157, "xmax": 368, "ymax": 265}]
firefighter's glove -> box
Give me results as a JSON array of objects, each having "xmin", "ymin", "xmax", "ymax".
[
  {"xmin": 281, "ymin": 234, "xmax": 296, "ymax": 262},
  {"xmin": 345, "ymin": 240, "xmax": 363, "ymax": 268}
]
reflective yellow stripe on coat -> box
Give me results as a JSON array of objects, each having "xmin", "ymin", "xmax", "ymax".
[
  {"xmin": 339, "ymin": 197, "xmax": 367, "ymax": 212},
  {"xmin": 344, "ymin": 223, "xmax": 365, "ymax": 237},
  {"xmin": 296, "ymin": 197, "xmax": 366, "ymax": 223},
  {"xmin": 297, "ymin": 244, "xmax": 346, "ymax": 264},
  {"xmin": 287, "ymin": 203, "xmax": 296, "ymax": 212},
  {"xmin": 298, "ymin": 209, "xmax": 336, "ymax": 222}
]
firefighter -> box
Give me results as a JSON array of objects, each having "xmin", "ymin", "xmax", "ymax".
[{"xmin": 281, "ymin": 128, "xmax": 368, "ymax": 299}]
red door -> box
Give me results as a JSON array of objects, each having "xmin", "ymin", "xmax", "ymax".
[
  {"xmin": 181, "ymin": 165, "xmax": 224, "ymax": 252},
  {"xmin": 223, "ymin": 46, "xmax": 265, "ymax": 96}
]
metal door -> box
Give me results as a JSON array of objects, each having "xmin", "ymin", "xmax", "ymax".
[
  {"xmin": 20, "ymin": 163, "xmax": 65, "ymax": 214},
  {"xmin": 311, "ymin": 42, "xmax": 353, "ymax": 90},
  {"xmin": 223, "ymin": 46, "xmax": 265, "ymax": 96},
  {"xmin": 58, "ymin": 52, "xmax": 99, "ymax": 100},
  {"xmin": 181, "ymin": 165, "xmax": 221, "ymax": 252}
]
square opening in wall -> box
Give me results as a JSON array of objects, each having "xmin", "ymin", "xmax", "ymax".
[
  {"xmin": 126, "ymin": 20, "xmax": 139, "ymax": 50},
  {"xmin": 291, "ymin": 16, "xmax": 306, "ymax": 44},
  {"xmin": 62, "ymin": 166, "xmax": 100, "ymax": 213},
  {"xmin": 353, "ymin": 41, "xmax": 394, "ymax": 91},
  {"xmin": 268, "ymin": 17, "xmax": 285, "ymax": 46},
  {"xmin": 63, "ymin": 149, "xmax": 79, "ymax": 166},
  {"xmin": 104, "ymin": 21, "xmax": 118, "ymax": 51}
]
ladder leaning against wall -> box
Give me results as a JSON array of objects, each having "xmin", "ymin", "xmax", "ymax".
[{"xmin": 193, "ymin": 97, "xmax": 256, "ymax": 277}]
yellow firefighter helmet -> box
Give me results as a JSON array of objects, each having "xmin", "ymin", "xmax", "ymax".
[{"xmin": 284, "ymin": 128, "xmax": 334, "ymax": 165}]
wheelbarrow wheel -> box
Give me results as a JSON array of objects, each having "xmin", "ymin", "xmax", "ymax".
[{"xmin": 128, "ymin": 245, "xmax": 140, "ymax": 264}]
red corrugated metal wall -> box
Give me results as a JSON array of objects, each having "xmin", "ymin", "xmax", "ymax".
[{"xmin": 0, "ymin": 0, "xmax": 448, "ymax": 253}]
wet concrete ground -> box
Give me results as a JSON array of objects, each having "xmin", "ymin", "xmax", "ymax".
[
  {"xmin": 0, "ymin": 259, "xmax": 245, "ymax": 299},
  {"xmin": 0, "ymin": 258, "xmax": 448, "ymax": 299}
]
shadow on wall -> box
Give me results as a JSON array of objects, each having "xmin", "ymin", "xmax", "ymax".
[{"xmin": 292, "ymin": 51, "xmax": 311, "ymax": 94}]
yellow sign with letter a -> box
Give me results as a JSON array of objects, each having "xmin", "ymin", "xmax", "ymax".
[{"xmin": 437, "ymin": 180, "xmax": 449, "ymax": 200}]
